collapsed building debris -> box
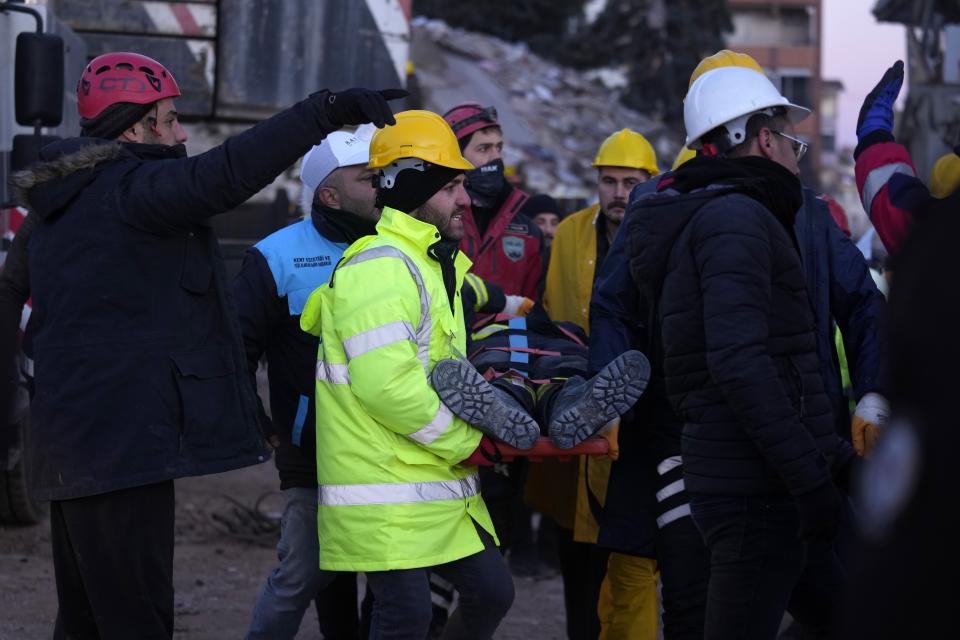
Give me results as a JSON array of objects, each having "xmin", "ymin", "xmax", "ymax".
[{"xmin": 411, "ymin": 18, "xmax": 680, "ymax": 202}]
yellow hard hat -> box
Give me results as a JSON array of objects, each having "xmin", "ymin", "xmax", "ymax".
[
  {"xmin": 368, "ymin": 110, "xmax": 474, "ymax": 172},
  {"xmin": 689, "ymin": 49, "xmax": 765, "ymax": 88},
  {"xmin": 930, "ymin": 150, "xmax": 960, "ymax": 199},
  {"xmin": 592, "ymin": 129, "xmax": 659, "ymax": 176},
  {"xmin": 672, "ymin": 145, "xmax": 697, "ymax": 170}
]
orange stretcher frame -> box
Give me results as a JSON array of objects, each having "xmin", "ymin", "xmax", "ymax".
[{"xmin": 495, "ymin": 436, "xmax": 609, "ymax": 462}]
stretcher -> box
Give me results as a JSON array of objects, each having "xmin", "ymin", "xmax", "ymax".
[{"xmin": 494, "ymin": 435, "xmax": 609, "ymax": 462}]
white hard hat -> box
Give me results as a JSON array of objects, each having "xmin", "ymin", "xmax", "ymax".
[
  {"xmin": 683, "ymin": 66, "xmax": 811, "ymax": 150},
  {"xmin": 299, "ymin": 123, "xmax": 376, "ymax": 212}
]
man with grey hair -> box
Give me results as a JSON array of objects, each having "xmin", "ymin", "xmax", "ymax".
[{"xmin": 234, "ymin": 125, "xmax": 379, "ymax": 639}]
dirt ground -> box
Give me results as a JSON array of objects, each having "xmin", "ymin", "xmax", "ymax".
[{"xmin": 0, "ymin": 460, "xmax": 567, "ymax": 639}]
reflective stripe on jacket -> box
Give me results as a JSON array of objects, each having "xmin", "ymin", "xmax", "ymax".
[
  {"xmin": 855, "ymin": 141, "xmax": 930, "ymax": 255},
  {"xmin": 300, "ymin": 206, "xmax": 495, "ymax": 571}
]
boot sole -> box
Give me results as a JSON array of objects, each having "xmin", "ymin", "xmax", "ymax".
[
  {"xmin": 548, "ymin": 351, "xmax": 651, "ymax": 449},
  {"xmin": 432, "ymin": 360, "xmax": 540, "ymax": 450}
]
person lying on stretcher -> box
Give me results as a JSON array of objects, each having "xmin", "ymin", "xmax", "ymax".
[{"xmin": 430, "ymin": 275, "xmax": 650, "ymax": 458}]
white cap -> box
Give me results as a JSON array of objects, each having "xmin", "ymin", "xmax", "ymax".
[{"xmin": 299, "ymin": 123, "xmax": 376, "ymax": 212}]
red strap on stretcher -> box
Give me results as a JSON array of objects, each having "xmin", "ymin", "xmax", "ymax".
[
  {"xmin": 554, "ymin": 324, "xmax": 586, "ymax": 347},
  {"xmin": 482, "ymin": 345, "xmax": 562, "ymax": 357},
  {"xmin": 478, "ymin": 365, "xmax": 551, "ymax": 386},
  {"xmin": 496, "ymin": 436, "xmax": 609, "ymax": 462}
]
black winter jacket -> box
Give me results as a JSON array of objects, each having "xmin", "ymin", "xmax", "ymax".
[
  {"xmin": 593, "ymin": 175, "xmax": 882, "ymax": 553},
  {"xmin": 628, "ymin": 160, "xmax": 854, "ymax": 497},
  {"xmin": 11, "ymin": 95, "xmax": 340, "ymax": 499}
]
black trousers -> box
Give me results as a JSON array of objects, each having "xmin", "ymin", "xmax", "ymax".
[
  {"xmin": 365, "ymin": 525, "xmax": 515, "ymax": 640},
  {"xmin": 655, "ymin": 515, "xmax": 710, "ymax": 640},
  {"xmin": 556, "ymin": 525, "xmax": 608, "ymax": 640},
  {"xmin": 315, "ymin": 572, "xmax": 360, "ymax": 639},
  {"xmin": 51, "ymin": 481, "xmax": 175, "ymax": 640},
  {"xmin": 691, "ymin": 494, "xmax": 843, "ymax": 640}
]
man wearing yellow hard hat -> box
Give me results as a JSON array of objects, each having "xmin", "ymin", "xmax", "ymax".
[
  {"xmin": 300, "ymin": 110, "xmax": 521, "ymax": 638},
  {"xmin": 544, "ymin": 129, "xmax": 659, "ymax": 332},
  {"xmin": 535, "ymin": 128, "xmax": 660, "ymax": 639},
  {"xmin": 590, "ymin": 49, "xmax": 886, "ymax": 639}
]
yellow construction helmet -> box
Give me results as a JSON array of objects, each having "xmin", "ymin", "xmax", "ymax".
[
  {"xmin": 368, "ymin": 110, "xmax": 474, "ymax": 172},
  {"xmin": 592, "ymin": 129, "xmax": 659, "ymax": 175},
  {"xmin": 689, "ymin": 49, "xmax": 765, "ymax": 88},
  {"xmin": 930, "ymin": 149, "xmax": 960, "ymax": 198},
  {"xmin": 672, "ymin": 145, "xmax": 697, "ymax": 170}
]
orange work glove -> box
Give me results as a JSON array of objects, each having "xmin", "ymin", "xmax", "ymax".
[
  {"xmin": 503, "ymin": 295, "xmax": 535, "ymax": 317},
  {"xmin": 852, "ymin": 392, "xmax": 889, "ymax": 457}
]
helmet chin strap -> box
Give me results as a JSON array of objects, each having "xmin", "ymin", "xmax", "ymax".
[{"xmin": 376, "ymin": 162, "xmax": 461, "ymax": 214}]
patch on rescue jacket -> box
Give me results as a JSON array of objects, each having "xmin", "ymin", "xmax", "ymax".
[
  {"xmin": 502, "ymin": 236, "xmax": 526, "ymax": 262},
  {"xmin": 505, "ymin": 224, "xmax": 529, "ymax": 234}
]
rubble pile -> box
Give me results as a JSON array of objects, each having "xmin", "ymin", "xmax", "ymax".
[{"xmin": 412, "ymin": 18, "xmax": 680, "ymax": 201}]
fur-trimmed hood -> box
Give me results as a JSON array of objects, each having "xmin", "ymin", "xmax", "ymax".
[
  {"xmin": 11, "ymin": 138, "xmax": 123, "ymax": 220},
  {"xmin": 10, "ymin": 138, "xmax": 187, "ymax": 220}
]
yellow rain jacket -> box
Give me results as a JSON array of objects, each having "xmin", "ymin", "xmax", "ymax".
[
  {"xmin": 300, "ymin": 207, "xmax": 496, "ymax": 571},
  {"xmin": 543, "ymin": 203, "xmax": 601, "ymax": 334}
]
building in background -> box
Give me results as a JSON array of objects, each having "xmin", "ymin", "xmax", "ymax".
[
  {"xmin": 820, "ymin": 78, "xmax": 843, "ymax": 156},
  {"xmin": 818, "ymin": 76, "xmax": 873, "ymax": 239},
  {"xmin": 726, "ymin": 0, "xmax": 823, "ymax": 181}
]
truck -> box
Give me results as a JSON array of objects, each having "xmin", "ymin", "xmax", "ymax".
[
  {"xmin": 1, "ymin": 0, "xmax": 86, "ymax": 525},
  {"xmin": 0, "ymin": 0, "xmax": 412, "ymax": 524}
]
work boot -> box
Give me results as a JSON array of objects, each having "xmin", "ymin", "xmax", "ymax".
[
  {"xmin": 547, "ymin": 350, "xmax": 651, "ymax": 449},
  {"xmin": 431, "ymin": 359, "xmax": 540, "ymax": 449}
]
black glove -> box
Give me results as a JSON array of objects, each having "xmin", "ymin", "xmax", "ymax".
[
  {"xmin": 323, "ymin": 88, "xmax": 408, "ymax": 129},
  {"xmin": 795, "ymin": 480, "xmax": 843, "ymax": 543}
]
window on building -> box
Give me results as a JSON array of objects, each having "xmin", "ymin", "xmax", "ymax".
[
  {"xmin": 729, "ymin": 7, "xmax": 815, "ymax": 47},
  {"xmin": 822, "ymin": 133, "xmax": 836, "ymax": 153},
  {"xmin": 780, "ymin": 74, "xmax": 812, "ymax": 108}
]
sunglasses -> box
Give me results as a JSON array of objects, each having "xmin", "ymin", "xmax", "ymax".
[{"xmin": 772, "ymin": 130, "xmax": 808, "ymax": 162}]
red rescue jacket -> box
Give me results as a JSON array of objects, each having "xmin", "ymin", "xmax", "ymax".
[
  {"xmin": 459, "ymin": 188, "xmax": 544, "ymax": 300},
  {"xmin": 855, "ymin": 141, "xmax": 930, "ymax": 255}
]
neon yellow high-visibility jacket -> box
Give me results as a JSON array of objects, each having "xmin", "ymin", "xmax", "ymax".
[{"xmin": 300, "ymin": 206, "xmax": 496, "ymax": 571}]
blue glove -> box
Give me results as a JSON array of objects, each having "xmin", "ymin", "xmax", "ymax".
[{"xmin": 856, "ymin": 60, "xmax": 904, "ymax": 142}]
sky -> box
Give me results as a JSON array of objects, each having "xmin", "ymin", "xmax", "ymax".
[{"xmin": 822, "ymin": 0, "xmax": 908, "ymax": 150}]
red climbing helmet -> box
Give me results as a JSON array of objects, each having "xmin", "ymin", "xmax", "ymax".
[
  {"xmin": 77, "ymin": 52, "xmax": 181, "ymax": 120},
  {"xmin": 442, "ymin": 103, "xmax": 499, "ymax": 141}
]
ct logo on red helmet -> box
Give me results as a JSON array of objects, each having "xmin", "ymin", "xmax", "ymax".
[{"xmin": 77, "ymin": 52, "xmax": 182, "ymax": 120}]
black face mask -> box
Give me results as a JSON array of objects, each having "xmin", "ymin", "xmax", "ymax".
[{"xmin": 465, "ymin": 159, "xmax": 506, "ymax": 206}]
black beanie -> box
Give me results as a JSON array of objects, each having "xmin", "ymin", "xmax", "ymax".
[
  {"xmin": 520, "ymin": 193, "xmax": 561, "ymax": 218},
  {"xmin": 81, "ymin": 102, "xmax": 155, "ymax": 140},
  {"xmin": 376, "ymin": 163, "xmax": 462, "ymax": 214}
]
